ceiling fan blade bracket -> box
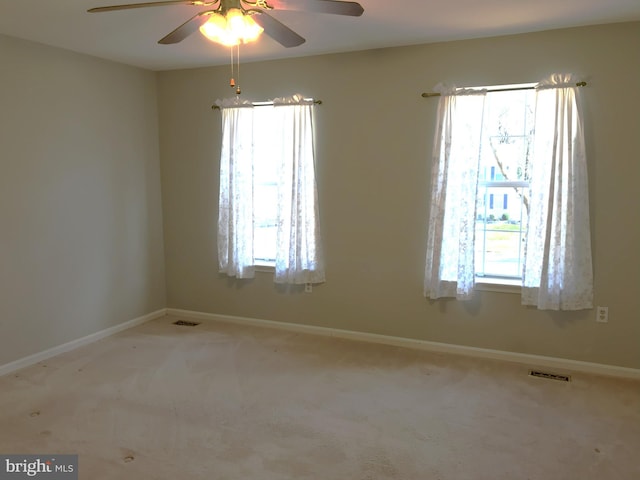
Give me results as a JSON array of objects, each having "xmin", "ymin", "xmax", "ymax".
[
  {"xmin": 241, "ymin": 0, "xmax": 273, "ymax": 10},
  {"xmin": 253, "ymin": 0, "xmax": 363, "ymax": 17},
  {"xmin": 250, "ymin": 11, "xmax": 305, "ymax": 47},
  {"xmin": 87, "ymin": 1, "xmax": 219, "ymax": 13},
  {"xmin": 157, "ymin": 10, "xmax": 213, "ymax": 44}
]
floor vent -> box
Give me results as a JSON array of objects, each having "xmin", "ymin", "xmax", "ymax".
[
  {"xmin": 173, "ymin": 320, "xmax": 201, "ymax": 327},
  {"xmin": 529, "ymin": 370, "xmax": 571, "ymax": 382}
]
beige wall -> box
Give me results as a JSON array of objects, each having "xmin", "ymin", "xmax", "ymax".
[
  {"xmin": 0, "ymin": 35, "xmax": 166, "ymax": 365},
  {"xmin": 157, "ymin": 22, "xmax": 640, "ymax": 370}
]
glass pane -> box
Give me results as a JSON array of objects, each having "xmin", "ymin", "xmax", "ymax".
[
  {"xmin": 479, "ymin": 90, "xmax": 535, "ymax": 183},
  {"xmin": 254, "ymin": 183, "xmax": 277, "ymax": 225},
  {"xmin": 254, "ymin": 225, "xmax": 277, "ymax": 262},
  {"xmin": 476, "ymin": 185, "xmax": 528, "ymax": 278},
  {"xmin": 252, "ymin": 105, "xmax": 280, "ymax": 264}
]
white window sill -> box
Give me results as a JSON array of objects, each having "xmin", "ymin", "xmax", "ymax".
[{"xmin": 475, "ymin": 277, "xmax": 521, "ymax": 294}]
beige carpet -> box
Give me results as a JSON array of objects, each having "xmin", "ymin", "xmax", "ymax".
[{"xmin": 1, "ymin": 315, "xmax": 638, "ymax": 479}]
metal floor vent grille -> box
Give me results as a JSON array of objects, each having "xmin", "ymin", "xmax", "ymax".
[
  {"xmin": 529, "ymin": 370, "xmax": 571, "ymax": 382},
  {"xmin": 173, "ymin": 320, "xmax": 201, "ymax": 327}
]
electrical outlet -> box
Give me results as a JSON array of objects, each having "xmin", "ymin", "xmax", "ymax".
[
  {"xmin": 596, "ymin": 306, "xmax": 608, "ymax": 323},
  {"xmin": 304, "ymin": 283, "xmax": 312, "ymax": 293}
]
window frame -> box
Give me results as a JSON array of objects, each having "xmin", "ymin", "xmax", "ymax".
[
  {"xmin": 236, "ymin": 98, "xmax": 318, "ymax": 272},
  {"xmin": 251, "ymin": 103, "xmax": 280, "ymax": 269},
  {"xmin": 473, "ymin": 86, "xmax": 536, "ymax": 290},
  {"xmin": 424, "ymin": 79, "xmax": 592, "ymax": 304}
]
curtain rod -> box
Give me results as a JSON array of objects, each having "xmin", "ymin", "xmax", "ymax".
[
  {"xmin": 212, "ymin": 99, "xmax": 322, "ymax": 110},
  {"xmin": 421, "ymin": 82, "xmax": 587, "ymax": 98}
]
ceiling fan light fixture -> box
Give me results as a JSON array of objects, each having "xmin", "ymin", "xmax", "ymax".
[
  {"xmin": 232, "ymin": 10, "xmax": 263, "ymax": 43},
  {"xmin": 199, "ymin": 9, "xmax": 264, "ymax": 46}
]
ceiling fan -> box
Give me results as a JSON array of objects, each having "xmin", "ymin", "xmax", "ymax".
[{"xmin": 88, "ymin": 0, "xmax": 365, "ymax": 48}]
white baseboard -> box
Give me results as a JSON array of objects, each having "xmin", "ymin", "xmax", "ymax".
[
  {"xmin": 0, "ymin": 308, "xmax": 167, "ymax": 377},
  {"xmin": 167, "ymin": 308, "xmax": 640, "ymax": 381}
]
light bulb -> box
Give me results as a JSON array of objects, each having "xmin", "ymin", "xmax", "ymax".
[
  {"xmin": 200, "ymin": 12, "xmax": 238, "ymax": 46},
  {"xmin": 240, "ymin": 15, "xmax": 263, "ymax": 43},
  {"xmin": 199, "ymin": 9, "xmax": 263, "ymax": 46},
  {"xmin": 226, "ymin": 8, "xmax": 245, "ymax": 31}
]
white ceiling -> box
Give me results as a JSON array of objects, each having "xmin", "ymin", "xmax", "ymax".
[{"xmin": 1, "ymin": 0, "xmax": 639, "ymax": 71}]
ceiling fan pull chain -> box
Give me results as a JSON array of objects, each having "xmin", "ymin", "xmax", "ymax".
[
  {"xmin": 229, "ymin": 46, "xmax": 236, "ymax": 88},
  {"xmin": 235, "ymin": 43, "xmax": 241, "ymax": 95}
]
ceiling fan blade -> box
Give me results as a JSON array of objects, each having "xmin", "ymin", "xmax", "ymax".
[
  {"xmin": 260, "ymin": 0, "xmax": 363, "ymax": 16},
  {"xmin": 251, "ymin": 12, "xmax": 305, "ymax": 48},
  {"xmin": 158, "ymin": 11, "xmax": 211, "ymax": 44},
  {"xmin": 88, "ymin": 1, "xmax": 214, "ymax": 13}
]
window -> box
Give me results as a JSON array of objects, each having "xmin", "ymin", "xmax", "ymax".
[
  {"xmin": 475, "ymin": 88, "xmax": 534, "ymax": 280},
  {"xmin": 252, "ymin": 105, "xmax": 279, "ymax": 265},
  {"xmin": 217, "ymin": 96, "xmax": 325, "ymax": 285},
  {"xmin": 424, "ymin": 76, "xmax": 593, "ymax": 310}
]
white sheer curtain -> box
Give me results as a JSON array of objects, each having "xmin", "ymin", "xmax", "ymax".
[
  {"xmin": 273, "ymin": 95, "xmax": 325, "ymax": 284},
  {"xmin": 216, "ymin": 95, "xmax": 324, "ymax": 284},
  {"xmin": 424, "ymin": 75, "xmax": 593, "ymax": 309},
  {"xmin": 522, "ymin": 74, "xmax": 593, "ymax": 310},
  {"xmin": 216, "ymin": 98, "xmax": 255, "ymax": 279},
  {"xmin": 424, "ymin": 86, "xmax": 486, "ymax": 299}
]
